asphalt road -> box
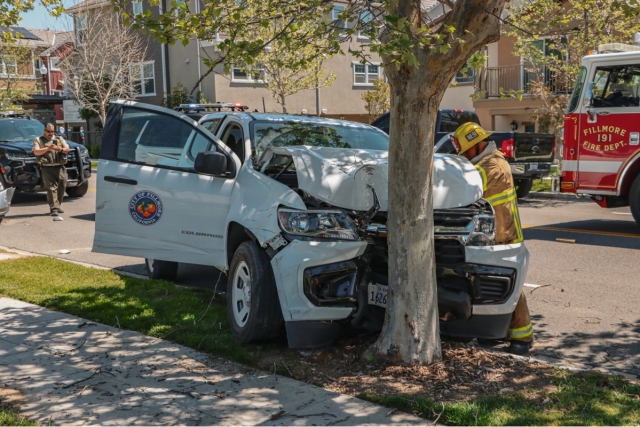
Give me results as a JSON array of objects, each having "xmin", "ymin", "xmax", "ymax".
[{"xmin": 1, "ymin": 175, "xmax": 639, "ymax": 376}]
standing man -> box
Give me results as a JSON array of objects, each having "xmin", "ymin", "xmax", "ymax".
[
  {"xmin": 33, "ymin": 123, "xmax": 69, "ymax": 218},
  {"xmin": 451, "ymin": 122, "xmax": 534, "ymax": 355}
]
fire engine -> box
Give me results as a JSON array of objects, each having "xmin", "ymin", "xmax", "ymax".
[{"xmin": 561, "ymin": 40, "xmax": 640, "ymax": 226}]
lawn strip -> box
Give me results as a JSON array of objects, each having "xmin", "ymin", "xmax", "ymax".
[{"xmin": 1, "ymin": 256, "xmax": 639, "ymax": 425}]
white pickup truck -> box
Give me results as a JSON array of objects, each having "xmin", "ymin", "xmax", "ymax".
[{"xmin": 93, "ymin": 101, "xmax": 529, "ymax": 348}]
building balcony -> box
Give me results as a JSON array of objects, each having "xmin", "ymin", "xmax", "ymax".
[{"xmin": 475, "ymin": 64, "xmax": 573, "ymax": 98}]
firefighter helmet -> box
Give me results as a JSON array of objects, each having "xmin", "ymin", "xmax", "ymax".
[{"xmin": 451, "ymin": 122, "xmax": 493, "ymax": 154}]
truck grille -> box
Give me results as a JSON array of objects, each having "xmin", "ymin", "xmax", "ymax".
[
  {"xmin": 434, "ymin": 238, "xmax": 465, "ymax": 265},
  {"xmin": 433, "ymin": 209, "xmax": 475, "ymax": 229},
  {"xmin": 474, "ymin": 275, "xmax": 512, "ymax": 303}
]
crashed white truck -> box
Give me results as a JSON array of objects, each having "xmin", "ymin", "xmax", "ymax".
[{"xmin": 93, "ymin": 100, "xmax": 529, "ymax": 348}]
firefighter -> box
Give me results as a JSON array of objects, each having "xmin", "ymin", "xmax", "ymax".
[{"xmin": 451, "ymin": 122, "xmax": 534, "ymax": 355}]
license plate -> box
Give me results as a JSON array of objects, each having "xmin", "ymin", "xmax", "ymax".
[
  {"xmin": 368, "ymin": 283, "xmax": 388, "ymax": 308},
  {"xmin": 529, "ymin": 163, "xmax": 538, "ymax": 171}
]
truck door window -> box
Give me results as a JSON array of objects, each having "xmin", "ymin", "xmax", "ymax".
[
  {"xmin": 591, "ymin": 65, "xmax": 640, "ymax": 108},
  {"xmin": 117, "ymin": 107, "xmax": 195, "ymax": 167},
  {"xmin": 221, "ymin": 123, "xmax": 245, "ymax": 162},
  {"xmin": 201, "ymin": 118, "xmax": 221, "ymax": 133}
]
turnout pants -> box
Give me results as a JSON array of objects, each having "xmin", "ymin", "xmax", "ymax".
[
  {"xmin": 509, "ymin": 292, "xmax": 533, "ymax": 342},
  {"xmin": 41, "ymin": 165, "xmax": 67, "ymax": 212}
]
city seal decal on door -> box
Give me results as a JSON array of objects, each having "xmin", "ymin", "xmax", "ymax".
[{"xmin": 129, "ymin": 191, "xmax": 163, "ymax": 226}]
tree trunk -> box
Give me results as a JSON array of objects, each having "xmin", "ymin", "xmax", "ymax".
[{"xmin": 371, "ymin": 0, "xmax": 506, "ymax": 365}]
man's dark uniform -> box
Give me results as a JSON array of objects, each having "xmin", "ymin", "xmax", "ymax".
[{"xmin": 33, "ymin": 134, "xmax": 69, "ymax": 214}]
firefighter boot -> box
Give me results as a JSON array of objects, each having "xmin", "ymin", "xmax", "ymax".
[{"xmin": 507, "ymin": 292, "xmax": 534, "ymax": 355}]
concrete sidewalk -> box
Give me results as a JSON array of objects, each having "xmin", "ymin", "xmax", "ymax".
[{"xmin": 0, "ymin": 298, "xmax": 426, "ymax": 426}]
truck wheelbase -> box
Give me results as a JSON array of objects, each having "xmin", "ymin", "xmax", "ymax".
[
  {"xmin": 227, "ymin": 241, "xmax": 284, "ymax": 343},
  {"xmin": 630, "ymin": 176, "xmax": 640, "ymax": 227}
]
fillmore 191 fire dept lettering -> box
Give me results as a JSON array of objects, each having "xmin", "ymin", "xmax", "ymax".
[{"xmin": 582, "ymin": 125, "xmax": 628, "ymax": 152}]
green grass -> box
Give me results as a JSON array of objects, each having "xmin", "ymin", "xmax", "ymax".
[
  {"xmin": 1, "ymin": 256, "xmax": 639, "ymax": 425},
  {"xmin": 362, "ymin": 370, "xmax": 640, "ymax": 425},
  {"xmin": 90, "ymin": 161, "xmax": 98, "ymax": 170},
  {"xmin": 0, "ymin": 257, "xmax": 256, "ymax": 365},
  {"xmin": 0, "ymin": 403, "xmax": 38, "ymax": 426},
  {"xmin": 531, "ymin": 178, "xmax": 552, "ymax": 193}
]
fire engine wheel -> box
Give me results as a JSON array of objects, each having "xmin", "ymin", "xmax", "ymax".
[
  {"xmin": 515, "ymin": 179, "xmax": 533, "ymax": 199},
  {"xmin": 145, "ymin": 258, "xmax": 178, "ymax": 281},
  {"xmin": 65, "ymin": 181, "xmax": 89, "ymax": 198},
  {"xmin": 227, "ymin": 241, "xmax": 283, "ymax": 343},
  {"xmin": 630, "ymin": 176, "xmax": 640, "ymax": 227}
]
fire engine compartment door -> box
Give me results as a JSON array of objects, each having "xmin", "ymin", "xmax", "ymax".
[{"xmin": 578, "ymin": 62, "xmax": 640, "ymax": 192}]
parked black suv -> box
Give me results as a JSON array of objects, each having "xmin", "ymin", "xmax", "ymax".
[{"xmin": 0, "ymin": 116, "xmax": 91, "ymax": 197}]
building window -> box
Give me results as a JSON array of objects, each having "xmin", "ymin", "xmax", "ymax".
[
  {"xmin": 174, "ymin": 0, "xmax": 185, "ymax": 14},
  {"xmin": 130, "ymin": 61, "xmax": 156, "ymax": 96},
  {"xmin": 50, "ymin": 57, "xmax": 60, "ymax": 70},
  {"xmin": 455, "ymin": 64, "xmax": 475, "ymax": 84},
  {"xmin": 353, "ymin": 63, "xmax": 380, "ymax": 86},
  {"xmin": 34, "ymin": 58, "xmax": 41, "ymax": 70},
  {"xmin": 332, "ymin": 6, "xmax": 346, "ymax": 31},
  {"xmin": 76, "ymin": 14, "xmax": 87, "ymax": 45},
  {"xmin": 358, "ymin": 10, "xmax": 371, "ymax": 38},
  {"xmin": 0, "ymin": 56, "xmax": 18, "ymax": 75},
  {"xmin": 231, "ymin": 66, "xmax": 266, "ymax": 83},
  {"xmin": 133, "ymin": 0, "xmax": 143, "ymax": 15}
]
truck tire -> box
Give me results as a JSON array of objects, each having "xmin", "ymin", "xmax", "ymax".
[
  {"xmin": 227, "ymin": 241, "xmax": 283, "ymax": 343},
  {"xmin": 145, "ymin": 258, "xmax": 178, "ymax": 281},
  {"xmin": 630, "ymin": 176, "xmax": 640, "ymax": 227},
  {"xmin": 515, "ymin": 179, "xmax": 533, "ymax": 199},
  {"xmin": 66, "ymin": 181, "xmax": 89, "ymax": 198}
]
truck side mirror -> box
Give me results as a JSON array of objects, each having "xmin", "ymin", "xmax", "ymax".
[{"xmin": 194, "ymin": 151, "xmax": 228, "ymax": 177}]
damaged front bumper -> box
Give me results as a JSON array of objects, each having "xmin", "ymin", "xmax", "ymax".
[{"xmin": 270, "ymin": 234, "xmax": 529, "ymax": 348}]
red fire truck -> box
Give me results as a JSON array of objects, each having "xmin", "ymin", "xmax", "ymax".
[{"xmin": 561, "ymin": 43, "xmax": 640, "ymax": 226}]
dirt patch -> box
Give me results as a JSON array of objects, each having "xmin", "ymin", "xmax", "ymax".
[
  {"xmin": 0, "ymin": 386, "xmax": 28, "ymax": 408},
  {"xmin": 257, "ymin": 335, "xmax": 556, "ymax": 404}
]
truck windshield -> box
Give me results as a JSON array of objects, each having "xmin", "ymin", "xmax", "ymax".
[
  {"xmin": 0, "ymin": 120, "xmax": 44, "ymax": 142},
  {"xmin": 566, "ymin": 67, "xmax": 587, "ymax": 113},
  {"xmin": 438, "ymin": 110, "xmax": 481, "ymax": 132},
  {"xmin": 251, "ymin": 120, "xmax": 389, "ymax": 156}
]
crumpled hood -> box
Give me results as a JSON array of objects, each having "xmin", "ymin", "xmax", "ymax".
[{"xmin": 259, "ymin": 146, "xmax": 483, "ymax": 211}]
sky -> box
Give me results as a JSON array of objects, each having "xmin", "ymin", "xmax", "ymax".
[{"xmin": 18, "ymin": 1, "xmax": 74, "ymax": 31}]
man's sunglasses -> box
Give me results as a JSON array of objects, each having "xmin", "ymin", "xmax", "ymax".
[{"xmin": 45, "ymin": 129, "xmax": 55, "ymax": 133}]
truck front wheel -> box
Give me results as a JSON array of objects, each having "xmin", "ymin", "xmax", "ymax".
[
  {"xmin": 227, "ymin": 241, "xmax": 283, "ymax": 343},
  {"xmin": 515, "ymin": 179, "xmax": 533, "ymax": 199},
  {"xmin": 66, "ymin": 181, "xmax": 89, "ymax": 198},
  {"xmin": 630, "ymin": 176, "xmax": 640, "ymax": 227},
  {"xmin": 145, "ymin": 258, "xmax": 178, "ymax": 281}
]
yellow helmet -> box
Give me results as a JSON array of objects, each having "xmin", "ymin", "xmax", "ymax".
[{"xmin": 451, "ymin": 122, "xmax": 493, "ymax": 154}]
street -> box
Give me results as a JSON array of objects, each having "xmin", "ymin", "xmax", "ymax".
[{"xmin": 1, "ymin": 175, "xmax": 639, "ymax": 376}]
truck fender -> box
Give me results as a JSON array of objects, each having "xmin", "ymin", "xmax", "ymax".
[
  {"xmin": 223, "ymin": 162, "xmax": 306, "ymax": 271},
  {"xmin": 617, "ymin": 152, "xmax": 640, "ymax": 195}
]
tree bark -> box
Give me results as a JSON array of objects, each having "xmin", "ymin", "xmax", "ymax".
[{"xmin": 372, "ymin": 0, "xmax": 506, "ymax": 365}]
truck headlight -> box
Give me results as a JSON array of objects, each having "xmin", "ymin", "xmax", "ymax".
[
  {"xmin": 278, "ymin": 208, "xmax": 359, "ymax": 240},
  {"xmin": 79, "ymin": 146, "xmax": 89, "ymax": 158},
  {"xmin": 466, "ymin": 214, "xmax": 496, "ymax": 246},
  {"xmin": 5, "ymin": 152, "xmax": 30, "ymax": 160}
]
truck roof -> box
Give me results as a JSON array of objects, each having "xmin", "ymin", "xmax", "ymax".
[{"xmin": 583, "ymin": 49, "xmax": 640, "ymax": 65}]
